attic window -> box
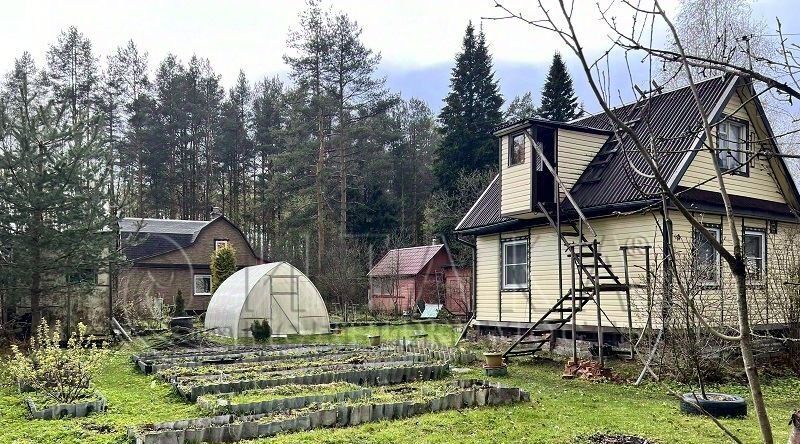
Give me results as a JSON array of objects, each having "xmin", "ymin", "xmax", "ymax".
[
  {"xmin": 509, "ymin": 133, "xmax": 525, "ymax": 166},
  {"xmin": 716, "ymin": 119, "xmax": 748, "ymax": 175},
  {"xmin": 582, "ymin": 141, "xmax": 619, "ymax": 183}
]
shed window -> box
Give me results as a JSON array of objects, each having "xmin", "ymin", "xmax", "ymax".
[
  {"xmin": 215, "ymin": 239, "xmax": 229, "ymax": 250},
  {"xmin": 717, "ymin": 120, "xmax": 747, "ymax": 173},
  {"xmin": 744, "ymin": 230, "xmax": 765, "ymax": 281},
  {"xmin": 502, "ymin": 239, "xmax": 528, "ymax": 290},
  {"xmin": 694, "ymin": 226, "xmax": 721, "ymax": 285},
  {"xmin": 194, "ymin": 274, "xmax": 212, "ymax": 296},
  {"xmin": 509, "ymin": 133, "xmax": 525, "ymax": 166}
]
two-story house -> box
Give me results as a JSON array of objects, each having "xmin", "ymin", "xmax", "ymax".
[
  {"xmin": 118, "ymin": 209, "xmax": 265, "ymax": 315},
  {"xmin": 455, "ymin": 75, "xmax": 800, "ymax": 360}
]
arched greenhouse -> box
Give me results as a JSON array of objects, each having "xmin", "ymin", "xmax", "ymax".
[{"xmin": 204, "ymin": 262, "xmax": 330, "ymax": 338}]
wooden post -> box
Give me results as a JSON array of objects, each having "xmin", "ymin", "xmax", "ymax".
[
  {"xmin": 621, "ymin": 246, "xmax": 634, "ymax": 360},
  {"xmin": 570, "ymin": 242, "xmax": 577, "ymax": 363},
  {"xmin": 594, "ymin": 239, "xmax": 602, "ymax": 367}
]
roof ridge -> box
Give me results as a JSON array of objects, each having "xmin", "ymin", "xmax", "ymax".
[
  {"xmin": 122, "ymin": 217, "xmax": 210, "ymax": 223},
  {"xmin": 570, "ymin": 75, "xmax": 726, "ymax": 124}
]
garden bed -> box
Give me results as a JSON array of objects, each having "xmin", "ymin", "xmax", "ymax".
[
  {"xmin": 128, "ymin": 380, "xmax": 529, "ymax": 444},
  {"xmin": 133, "ymin": 344, "xmax": 374, "ymax": 374},
  {"xmin": 25, "ymin": 393, "xmax": 107, "ymax": 420},
  {"xmin": 196, "ymin": 382, "xmax": 370, "ymax": 415},
  {"xmin": 175, "ymin": 361, "xmax": 450, "ymax": 402}
]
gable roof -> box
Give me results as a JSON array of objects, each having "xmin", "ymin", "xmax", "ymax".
[
  {"xmin": 456, "ymin": 75, "xmax": 800, "ymax": 234},
  {"xmin": 567, "ymin": 75, "xmax": 734, "ymax": 209},
  {"xmin": 367, "ymin": 244, "xmax": 445, "ymax": 277}
]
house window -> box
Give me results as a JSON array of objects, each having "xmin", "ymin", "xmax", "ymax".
[
  {"xmin": 214, "ymin": 239, "xmax": 229, "ymax": 250},
  {"xmin": 744, "ymin": 230, "xmax": 766, "ymax": 281},
  {"xmin": 502, "ymin": 239, "xmax": 528, "ymax": 290},
  {"xmin": 509, "ymin": 133, "xmax": 525, "ymax": 166},
  {"xmin": 717, "ymin": 120, "xmax": 747, "ymax": 173},
  {"xmin": 194, "ymin": 274, "xmax": 212, "ymax": 296},
  {"xmin": 694, "ymin": 226, "xmax": 721, "ymax": 285}
]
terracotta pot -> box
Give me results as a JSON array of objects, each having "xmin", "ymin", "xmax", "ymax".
[
  {"xmin": 483, "ymin": 352, "xmax": 504, "ymax": 368},
  {"xmin": 368, "ymin": 335, "xmax": 381, "ymax": 346}
]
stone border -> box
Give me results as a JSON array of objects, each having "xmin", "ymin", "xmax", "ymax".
[
  {"xmin": 26, "ymin": 395, "xmax": 107, "ymax": 420},
  {"xmin": 129, "ymin": 380, "xmax": 529, "ymax": 444},
  {"xmin": 386, "ymin": 339, "xmax": 478, "ymax": 365},
  {"xmin": 197, "ymin": 387, "xmax": 373, "ymax": 415},
  {"xmin": 176, "ymin": 363, "xmax": 450, "ymax": 402}
]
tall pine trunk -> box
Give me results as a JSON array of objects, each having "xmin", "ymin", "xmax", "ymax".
[{"xmin": 316, "ymin": 116, "xmax": 325, "ymax": 273}]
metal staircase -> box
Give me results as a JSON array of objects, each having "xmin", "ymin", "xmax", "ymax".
[{"xmin": 502, "ymin": 130, "xmax": 628, "ymax": 364}]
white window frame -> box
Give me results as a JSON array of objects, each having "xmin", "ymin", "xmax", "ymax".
[
  {"xmin": 695, "ymin": 226, "xmax": 721, "ymax": 286},
  {"xmin": 214, "ymin": 239, "xmax": 229, "ymax": 251},
  {"xmin": 194, "ymin": 274, "xmax": 212, "ymax": 296},
  {"xmin": 502, "ymin": 239, "xmax": 528, "ymax": 290},
  {"xmin": 717, "ymin": 120, "xmax": 747, "ymax": 173},
  {"xmin": 744, "ymin": 230, "xmax": 766, "ymax": 282}
]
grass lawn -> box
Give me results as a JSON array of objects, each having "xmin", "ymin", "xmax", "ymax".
[{"xmin": 0, "ymin": 323, "xmax": 797, "ymax": 444}]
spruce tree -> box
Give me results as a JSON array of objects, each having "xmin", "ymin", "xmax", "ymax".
[
  {"xmin": 211, "ymin": 244, "xmax": 237, "ymax": 293},
  {"xmin": 537, "ymin": 52, "xmax": 580, "ymax": 122},
  {"xmin": 504, "ymin": 91, "xmax": 537, "ymax": 121},
  {"xmin": 435, "ymin": 22, "xmax": 503, "ymax": 193}
]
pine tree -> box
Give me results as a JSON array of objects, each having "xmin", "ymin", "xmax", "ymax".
[
  {"xmin": 0, "ymin": 56, "xmax": 117, "ymax": 332},
  {"xmin": 537, "ymin": 52, "xmax": 580, "ymax": 122},
  {"xmin": 46, "ymin": 27, "xmax": 98, "ymax": 126},
  {"xmin": 435, "ymin": 22, "xmax": 503, "ymax": 193}
]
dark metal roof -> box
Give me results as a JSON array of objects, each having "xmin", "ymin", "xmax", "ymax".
[
  {"xmin": 367, "ymin": 244, "xmax": 445, "ymax": 277},
  {"xmin": 456, "ymin": 76, "xmax": 738, "ymax": 233},
  {"xmin": 568, "ymin": 76, "xmax": 733, "ymax": 209},
  {"xmin": 493, "ymin": 117, "xmax": 613, "ymax": 136},
  {"xmin": 120, "ymin": 217, "xmax": 210, "ymax": 261}
]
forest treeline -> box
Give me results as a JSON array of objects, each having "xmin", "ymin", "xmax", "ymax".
[{"xmin": 0, "ymin": 1, "xmax": 580, "ymax": 310}]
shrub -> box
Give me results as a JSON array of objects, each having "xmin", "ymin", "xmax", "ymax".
[
  {"xmin": 251, "ymin": 320, "xmax": 272, "ymax": 340},
  {"xmin": 6, "ymin": 320, "xmax": 108, "ymax": 404},
  {"xmin": 211, "ymin": 244, "xmax": 237, "ymax": 293}
]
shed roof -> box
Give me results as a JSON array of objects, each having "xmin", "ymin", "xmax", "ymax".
[{"xmin": 367, "ymin": 244, "xmax": 445, "ymax": 277}]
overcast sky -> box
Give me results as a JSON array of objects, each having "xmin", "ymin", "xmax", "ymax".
[{"xmin": 0, "ymin": 0, "xmax": 794, "ymax": 112}]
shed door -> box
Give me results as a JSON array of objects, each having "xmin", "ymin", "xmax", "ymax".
[{"xmin": 269, "ymin": 275, "xmax": 300, "ymax": 334}]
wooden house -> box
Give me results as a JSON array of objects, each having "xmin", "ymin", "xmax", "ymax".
[
  {"xmin": 367, "ymin": 244, "xmax": 472, "ymax": 315},
  {"xmin": 117, "ymin": 210, "xmax": 265, "ymax": 314},
  {"xmin": 455, "ymin": 75, "xmax": 800, "ymax": 360}
]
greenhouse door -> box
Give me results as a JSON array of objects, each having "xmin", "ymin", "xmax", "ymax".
[{"xmin": 269, "ymin": 275, "xmax": 300, "ymax": 334}]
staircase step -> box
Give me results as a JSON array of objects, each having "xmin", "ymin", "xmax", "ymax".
[
  {"xmin": 576, "ymin": 284, "xmax": 629, "ymax": 292},
  {"xmin": 562, "ymin": 232, "xmax": 580, "ymax": 237},
  {"xmin": 567, "ymin": 252, "xmax": 601, "ymax": 258},
  {"xmin": 553, "ymin": 307, "xmax": 583, "ymax": 313},
  {"xmin": 505, "ymin": 347, "xmax": 544, "ymax": 357},
  {"xmin": 561, "ymin": 295, "xmax": 593, "ymax": 302}
]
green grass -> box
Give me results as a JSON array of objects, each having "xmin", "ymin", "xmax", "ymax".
[{"xmin": 0, "ymin": 324, "xmax": 797, "ymax": 443}]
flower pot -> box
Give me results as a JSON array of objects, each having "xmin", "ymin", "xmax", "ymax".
[
  {"xmin": 483, "ymin": 352, "xmax": 504, "ymax": 368},
  {"xmin": 368, "ymin": 335, "xmax": 381, "ymax": 346}
]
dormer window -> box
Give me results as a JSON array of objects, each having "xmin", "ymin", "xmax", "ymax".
[
  {"xmin": 509, "ymin": 133, "xmax": 525, "ymax": 166},
  {"xmin": 717, "ymin": 119, "xmax": 748, "ymax": 174}
]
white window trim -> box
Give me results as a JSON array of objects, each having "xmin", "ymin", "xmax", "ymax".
[
  {"xmin": 214, "ymin": 239, "xmax": 229, "ymax": 250},
  {"xmin": 717, "ymin": 120, "xmax": 746, "ymax": 172},
  {"xmin": 744, "ymin": 230, "xmax": 766, "ymax": 282},
  {"xmin": 194, "ymin": 274, "xmax": 212, "ymax": 296},
  {"xmin": 502, "ymin": 239, "xmax": 528, "ymax": 290},
  {"xmin": 696, "ymin": 226, "xmax": 721, "ymax": 286}
]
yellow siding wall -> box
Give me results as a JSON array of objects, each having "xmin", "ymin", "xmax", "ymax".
[
  {"xmin": 476, "ymin": 214, "xmax": 664, "ymax": 328},
  {"xmin": 500, "ymin": 133, "xmax": 532, "ymax": 215},
  {"xmin": 679, "ymin": 91, "xmax": 787, "ymax": 203},
  {"xmin": 670, "ymin": 213, "xmax": 797, "ymax": 326},
  {"xmin": 476, "ymin": 234, "xmax": 500, "ymax": 321},
  {"xmin": 557, "ymin": 129, "xmax": 608, "ymax": 193}
]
